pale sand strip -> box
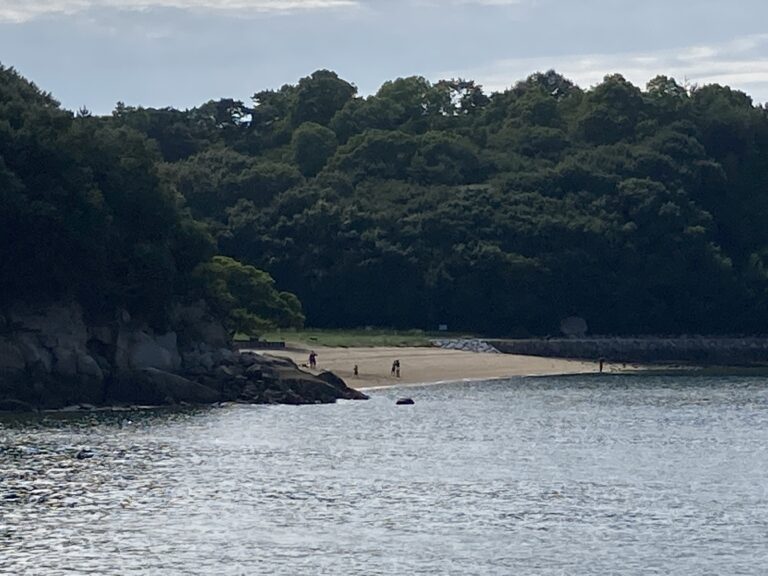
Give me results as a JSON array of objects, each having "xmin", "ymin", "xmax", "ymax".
[{"xmin": 263, "ymin": 346, "xmax": 621, "ymax": 390}]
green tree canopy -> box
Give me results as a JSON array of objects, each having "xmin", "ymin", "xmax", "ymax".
[
  {"xmin": 9, "ymin": 63, "xmax": 768, "ymax": 336},
  {"xmin": 291, "ymin": 122, "xmax": 338, "ymax": 177},
  {"xmin": 194, "ymin": 256, "xmax": 304, "ymax": 335}
]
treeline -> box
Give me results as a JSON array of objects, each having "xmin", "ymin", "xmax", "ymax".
[
  {"xmin": 5, "ymin": 67, "xmax": 768, "ymax": 335},
  {"xmin": 0, "ymin": 65, "xmax": 304, "ymax": 335}
]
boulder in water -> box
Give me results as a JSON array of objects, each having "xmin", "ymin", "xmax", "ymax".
[{"xmin": 396, "ymin": 398, "xmax": 415, "ymax": 405}]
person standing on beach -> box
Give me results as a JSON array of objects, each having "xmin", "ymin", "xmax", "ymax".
[
  {"xmin": 309, "ymin": 351, "xmax": 317, "ymax": 369},
  {"xmin": 391, "ymin": 360, "xmax": 397, "ymax": 376},
  {"xmin": 395, "ymin": 359, "xmax": 401, "ymax": 378}
]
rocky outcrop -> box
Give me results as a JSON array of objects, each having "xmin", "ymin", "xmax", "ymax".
[
  {"xmin": 431, "ymin": 338, "xmax": 501, "ymax": 353},
  {"xmin": 115, "ymin": 327, "xmax": 181, "ymax": 373},
  {"xmin": 0, "ymin": 302, "xmax": 367, "ymax": 412}
]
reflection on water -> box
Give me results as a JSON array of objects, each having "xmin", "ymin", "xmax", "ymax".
[{"xmin": 2, "ymin": 375, "xmax": 768, "ymax": 575}]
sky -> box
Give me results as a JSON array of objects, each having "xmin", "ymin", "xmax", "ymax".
[{"xmin": 1, "ymin": 0, "xmax": 767, "ymax": 114}]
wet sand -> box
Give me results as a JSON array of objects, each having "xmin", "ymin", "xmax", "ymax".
[{"xmin": 263, "ymin": 346, "xmax": 621, "ymax": 390}]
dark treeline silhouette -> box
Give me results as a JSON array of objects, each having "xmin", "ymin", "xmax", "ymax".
[
  {"xmin": 0, "ymin": 64, "xmax": 303, "ymax": 335},
  {"xmin": 4, "ymin": 66, "xmax": 768, "ymax": 335}
]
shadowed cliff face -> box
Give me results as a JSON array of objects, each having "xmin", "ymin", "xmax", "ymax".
[{"xmin": 0, "ymin": 302, "xmax": 366, "ymax": 412}]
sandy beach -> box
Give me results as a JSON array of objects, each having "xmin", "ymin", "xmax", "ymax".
[{"xmin": 263, "ymin": 346, "xmax": 621, "ymax": 390}]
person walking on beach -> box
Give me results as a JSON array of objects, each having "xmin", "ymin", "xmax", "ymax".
[
  {"xmin": 394, "ymin": 359, "xmax": 401, "ymax": 378},
  {"xmin": 391, "ymin": 360, "xmax": 397, "ymax": 376},
  {"xmin": 309, "ymin": 351, "xmax": 317, "ymax": 369}
]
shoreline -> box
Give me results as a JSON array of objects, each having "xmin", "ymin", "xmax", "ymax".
[
  {"xmin": 356, "ymin": 373, "xmax": 581, "ymax": 392},
  {"xmin": 260, "ymin": 345, "xmax": 635, "ymax": 391}
]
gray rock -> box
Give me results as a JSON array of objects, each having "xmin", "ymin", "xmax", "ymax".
[
  {"xmin": 0, "ymin": 338, "xmax": 27, "ymax": 372},
  {"xmin": 181, "ymin": 350, "xmax": 201, "ymax": 369},
  {"xmin": 430, "ymin": 338, "xmax": 501, "ymax": 354},
  {"xmin": 245, "ymin": 364, "xmax": 263, "ymax": 378},
  {"xmin": 118, "ymin": 329, "xmax": 182, "ymax": 372},
  {"xmin": 240, "ymin": 382, "xmax": 266, "ymax": 401},
  {"xmin": 213, "ymin": 347, "xmax": 235, "ymax": 364},
  {"xmin": 77, "ymin": 353, "xmax": 104, "ymax": 382},
  {"xmin": 16, "ymin": 334, "xmax": 53, "ymax": 373},
  {"xmin": 197, "ymin": 352, "xmax": 214, "ymax": 371},
  {"xmin": 238, "ymin": 352, "xmax": 262, "ymax": 367},
  {"xmin": 93, "ymin": 354, "xmax": 111, "ymax": 374},
  {"xmin": 11, "ymin": 304, "xmax": 88, "ymax": 352},
  {"xmin": 0, "ymin": 398, "xmax": 35, "ymax": 412},
  {"xmin": 89, "ymin": 326, "xmax": 113, "ymax": 346},
  {"xmin": 114, "ymin": 327, "xmax": 134, "ymax": 372},
  {"xmin": 315, "ymin": 370, "xmax": 369, "ymax": 400},
  {"xmin": 52, "ymin": 348, "xmax": 79, "ymax": 378},
  {"xmin": 139, "ymin": 368, "xmax": 220, "ymax": 404},
  {"xmin": 155, "ymin": 332, "xmax": 179, "ymax": 355},
  {"xmin": 171, "ymin": 302, "xmax": 229, "ymax": 349},
  {"xmin": 1, "ymin": 300, "xmax": 370, "ymax": 409},
  {"xmin": 263, "ymin": 355, "xmax": 299, "ymax": 369},
  {"xmin": 215, "ymin": 365, "xmax": 237, "ymax": 380},
  {"xmin": 274, "ymin": 369, "xmax": 369, "ymax": 403}
]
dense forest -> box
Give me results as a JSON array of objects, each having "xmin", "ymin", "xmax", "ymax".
[
  {"xmin": 3, "ymin": 66, "xmax": 768, "ymax": 335},
  {"xmin": 0, "ymin": 64, "xmax": 304, "ymax": 336}
]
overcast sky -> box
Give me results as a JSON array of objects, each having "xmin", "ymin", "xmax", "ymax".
[{"xmin": 1, "ymin": 0, "xmax": 767, "ymax": 114}]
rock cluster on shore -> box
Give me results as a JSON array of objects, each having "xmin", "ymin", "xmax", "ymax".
[
  {"xmin": 0, "ymin": 302, "xmax": 367, "ymax": 412},
  {"xmin": 431, "ymin": 339, "xmax": 501, "ymax": 353}
]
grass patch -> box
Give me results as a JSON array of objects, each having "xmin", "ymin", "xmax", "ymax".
[{"xmin": 255, "ymin": 328, "xmax": 470, "ymax": 348}]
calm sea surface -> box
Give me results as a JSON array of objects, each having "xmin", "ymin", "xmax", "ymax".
[{"xmin": 2, "ymin": 374, "xmax": 768, "ymax": 575}]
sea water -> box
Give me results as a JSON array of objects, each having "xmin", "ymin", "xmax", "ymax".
[{"xmin": 2, "ymin": 374, "xmax": 768, "ymax": 575}]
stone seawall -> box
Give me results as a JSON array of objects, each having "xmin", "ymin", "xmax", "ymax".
[{"xmin": 493, "ymin": 338, "xmax": 768, "ymax": 365}]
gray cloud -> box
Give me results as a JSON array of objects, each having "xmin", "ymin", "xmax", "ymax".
[
  {"xmin": 0, "ymin": 0, "xmax": 356, "ymax": 23},
  {"xmin": 2, "ymin": 0, "xmax": 767, "ymax": 113},
  {"xmin": 449, "ymin": 34, "xmax": 768, "ymax": 104}
]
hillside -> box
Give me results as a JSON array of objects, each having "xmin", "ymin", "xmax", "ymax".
[
  {"xmin": 108, "ymin": 70, "xmax": 768, "ymax": 335},
  {"xmin": 5, "ymin": 66, "xmax": 768, "ymax": 336},
  {"xmin": 0, "ymin": 64, "xmax": 302, "ymax": 334}
]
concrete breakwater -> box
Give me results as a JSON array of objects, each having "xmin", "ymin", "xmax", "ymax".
[{"xmin": 492, "ymin": 337, "xmax": 768, "ymax": 365}]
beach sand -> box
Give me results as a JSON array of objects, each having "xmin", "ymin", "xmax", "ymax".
[{"xmin": 263, "ymin": 346, "xmax": 622, "ymax": 390}]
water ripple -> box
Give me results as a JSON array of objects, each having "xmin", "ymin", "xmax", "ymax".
[{"xmin": 2, "ymin": 375, "xmax": 768, "ymax": 575}]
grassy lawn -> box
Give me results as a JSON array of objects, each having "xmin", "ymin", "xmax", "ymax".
[{"xmin": 248, "ymin": 328, "xmax": 470, "ymax": 348}]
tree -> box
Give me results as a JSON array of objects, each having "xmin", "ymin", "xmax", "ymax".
[
  {"xmin": 576, "ymin": 74, "xmax": 645, "ymax": 144},
  {"xmin": 329, "ymin": 129, "xmax": 418, "ymax": 182},
  {"xmin": 291, "ymin": 122, "xmax": 338, "ymax": 177},
  {"xmin": 193, "ymin": 256, "xmax": 305, "ymax": 336},
  {"xmin": 168, "ymin": 148, "xmax": 302, "ymax": 218},
  {"xmin": 408, "ymin": 131, "xmax": 481, "ymax": 184},
  {"xmin": 12, "ymin": 63, "xmax": 766, "ymax": 336},
  {"xmin": 292, "ymin": 69, "xmax": 357, "ymax": 127}
]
